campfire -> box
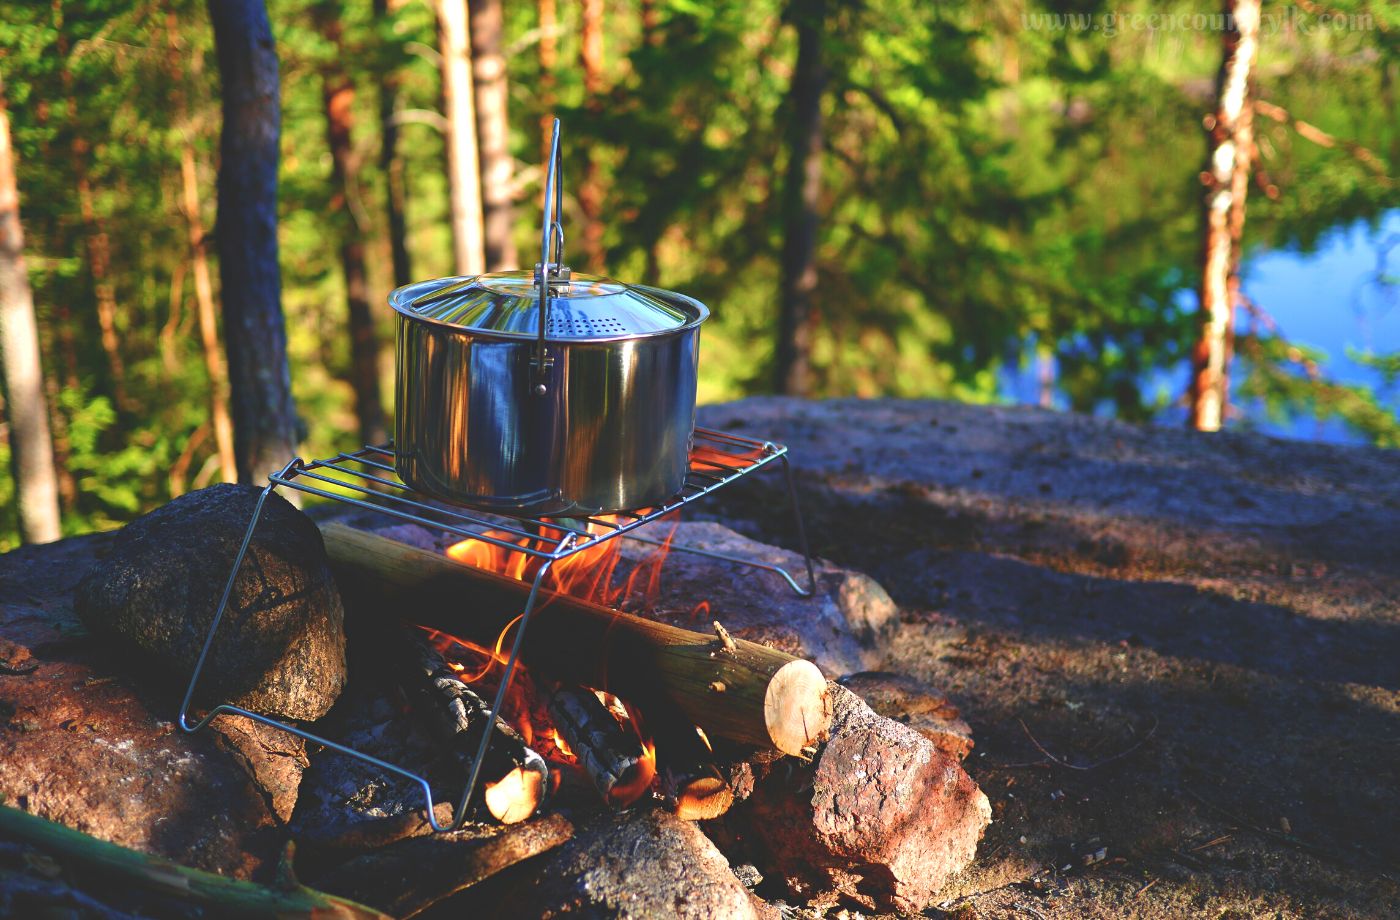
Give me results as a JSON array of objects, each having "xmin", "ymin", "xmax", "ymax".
[{"xmin": 411, "ymin": 518, "xmax": 718, "ymax": 823}]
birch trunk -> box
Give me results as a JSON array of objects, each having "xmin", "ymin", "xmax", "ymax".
[
  {"xmin": 207, "ymin": 0, "xmax": 300, "ymax": 484},
  {"xmin": 0, "ymin": 78, "xmax": 62, "ymax": 544},
  {"xmin": 774, "ymin": 0, "xmax": 826, "ymax": 397},
  {"xmin": 470, "ymin": 0, "xmax": 517, "ymax": 271},
  {"xmin": 437, "ymin": 0, "xmax": 486, "ymax": 276},
  {"xmin": 1189, "ymin": 0, "xmax": 1261, "ymax": 432}
]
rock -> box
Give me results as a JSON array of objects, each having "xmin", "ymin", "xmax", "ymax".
[
  {"xmin": 741, "ymin": 684, "xmax": 990, "ymax": 913},
  {"xmin": 614, "ymin": 521, "xmax": 896, "ymax": 675},
  {"xmin": 698, "ymin": 397, "xmax": 1400, "ymax": 583},
  {"xmin": 839, "ymin": 671, "xmax": 974, "ymax": 760},
  {"xmin": 492, "ymin": 807, "xmax": 774, "ymax": 919},
  {"xmin": 75, "ymin": 483, "xmax": 347, "ymax": 722},
  {"xmin": 0, "ymin": 534, "xmax": 299, "ymax": 878}
]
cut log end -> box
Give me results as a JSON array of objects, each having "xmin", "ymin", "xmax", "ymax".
[
  {"xmin": 669, "ymin": 772, "xmax": 735, "ymax": 822},
  {"xmin": 765, "ymin": 659, "xmax": 831, "ymax": 756},
  {"xmin": 485, "ymin": 767, "xmax": 546, "ymax": 825}
]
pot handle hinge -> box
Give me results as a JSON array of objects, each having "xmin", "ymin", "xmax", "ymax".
[{"xmin": 533, "ymin": 117, "xmax": 568, "ymax": 395}]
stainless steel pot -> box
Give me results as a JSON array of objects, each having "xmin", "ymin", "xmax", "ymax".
[{"xmin": 389, "ymin": 121, "xmax": 709, "ymax": 516}]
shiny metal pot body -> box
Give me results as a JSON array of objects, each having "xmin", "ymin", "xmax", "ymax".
[{"xmin": 393, "ymin": 298, "xmax": 703, "ymax": 517}]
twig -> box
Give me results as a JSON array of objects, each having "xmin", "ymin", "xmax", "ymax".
[
  {"xmin": 1255, "ymin": 99, "xmax": 1393, "ymax": 185},
  {"xmin": 1134, "ymin": 877, "xmax": 1159, "ymax": 898},
  {"xmin": 1012, "ymin": 901, "xmax": 1049, "ymax": 920},
  {"xmin": 1013, "ymin": 716, "xmax": 1158, "ymax": 771}
]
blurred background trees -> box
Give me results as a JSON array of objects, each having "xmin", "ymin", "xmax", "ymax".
[{"xmin": 0, "ymin": 0, "xmax": 1397, "ymax": 548}]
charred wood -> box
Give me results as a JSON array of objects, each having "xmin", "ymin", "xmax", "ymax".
[
  {"xmin": 397, "ymin": 628, "xmax": 548, "ymax": 824},
  {"xmin": 310, "ymin": 812, "xmax": 572, "ymax": 919},
  {"xmin": 548, "ymin": 685, "xmax": 652, "ymax": 807}
]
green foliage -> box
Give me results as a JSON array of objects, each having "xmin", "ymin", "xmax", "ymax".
[
  {"xmin": 1238, "ymin": 337, "xmax": 1400, "ymax": 446},
  {"xmin": 0, "ymin": 0, "xmax": 1397, "ymax": 550}
]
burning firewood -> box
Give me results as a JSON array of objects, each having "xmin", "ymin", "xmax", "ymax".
[
  {"xmin": 397, "ymin": 629, "xmax": 549, "ymax": 824},
  {"xmin": 548, "ymin": 686, "xmax": 655, "ymax": 807},
  {"xmin": 653, "ymin": 716, "xmax": 735, "ymax": 822},
  {"xmin": 321, "ymin": 523, "xmax": 832, "ymax": 758}
]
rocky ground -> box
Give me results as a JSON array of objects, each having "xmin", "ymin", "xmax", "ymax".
[
  {"xmin": 2, "ymin": 397, "xmax": 1396, "ymax": 918},
  {"xmin": 695, "ymin": 398, "xmax": 1400, "ymax": 919}
]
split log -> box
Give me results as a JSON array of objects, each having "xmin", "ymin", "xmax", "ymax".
[
  {"xmin": 320, "ymin": 522, "xmax": 832, "ymax": 757},
  {"xmin": 397, "ymin": 629, "xmax": 548, "ymax": 824},
  {"xmin": 311, "ymin": 813, "xmax": 573, "ymax": 919},
  {"xmin": 548, "ymin": 686, "xmax": 653, "ymax": 807},
  {"xmin": 0, "ymin": 806, "xmax": 389, "ymax": 919}
]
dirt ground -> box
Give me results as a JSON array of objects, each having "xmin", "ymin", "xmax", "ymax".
[{"xmin": 697, "ymin": 398, "xmax": 1400, "ymax": 920}]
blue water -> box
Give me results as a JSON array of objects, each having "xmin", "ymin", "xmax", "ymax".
[{"xmin": 1005, "ymin": 210, "xmax": 1400, "ymax": 444}]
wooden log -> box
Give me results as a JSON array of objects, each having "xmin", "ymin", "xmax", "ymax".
[
  {"xmin": 397, "ymin": 629, "xmax": 548, "ymax": 824},
  {"xmin": 320, "ymin": 522, "xmax": 832, "ymax": 756},
  {"xmin": 654, "ymin": 716, "xmax": 735, "ymax": 822},
  {"xmin": 548, "ymin": 685, "xmax": 653, "ymax": 807},
  {"xmin": 0, "ymin": 805, "xmax": 390, "ymax": 919},
  {"xmin": 311, "ymin": 813, "xmax": 573, "ymax": 919}
]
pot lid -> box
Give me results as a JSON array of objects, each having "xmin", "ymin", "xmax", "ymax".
[{"xmin": 389, "ymin": 269, "xmax": 709, "ymax": 341}]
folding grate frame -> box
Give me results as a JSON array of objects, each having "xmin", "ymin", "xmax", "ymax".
[{"xmin": 178, "ymin": 427, "xmax": 817, "ymax": 832}]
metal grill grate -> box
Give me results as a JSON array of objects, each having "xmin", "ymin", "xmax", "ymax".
[{"xmin": 178, "ymin": 427, "xmax": 816, "ymax": 832}]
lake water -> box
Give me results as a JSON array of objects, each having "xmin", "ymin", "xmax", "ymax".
[{"xmin": 1005, "ymin": 210, "xmax": 1400, "ymax": 445}]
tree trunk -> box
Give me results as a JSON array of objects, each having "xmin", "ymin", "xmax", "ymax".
[
  {"xmin": 375, "ymin": 0, "xmax": 412, "ymax": 289},
  {"xmin": 470, "ymin": 0, "xmax": 517, "ymax": 271},
  {"xmin": 774, "ymin": 0, "xmax": 826, "ymax": 397},
  {"xmin": 180, "ymin": 143, "xmax": 238, "ymax": 484},
  {"xmin": 0, "ymin": 77, "xmax": 62, "ymax": 544},
  {"xmin": 1188, "ymin": 0, "xmax": 1260, "ymax": 432},
  {"xmin": 577, "ymin": 0, "xmax": 605, "ymax": 270},
  {"xmin": 207, "ymin": 0, "xmax": 300, "ymax": 484},
  {"xmin": 168, "ymin": 15, "xmax": 238, "ymax": 485},
  {"xmin": 437, "ymin": 0, "xmax": 486, "ymax": 276},
  {"xmin": 319, "ymin": 10, "xmax": 386, "ymax": 446},
  {"xmin": 538, "ymin": 0, "xmax": 557, "ymax": 169},
  {"xmin": 641, "ymin": 0, "xmax": 661, "ymax": 47},
  {"xmin": 56, "ymin": 31, "xmax": 130, "ymax": 414}
]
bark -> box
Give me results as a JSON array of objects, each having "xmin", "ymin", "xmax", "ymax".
[
  {"xmin": 375, "ymin": 0, "xmax": 412, "ymax": 288},
  {"xmin": 207, "ymin": 0, "xmax": 300, "ymax": 484},
  {"xmin": 577, "ymin": 0, "xmax": 605, "ymax": 269},
  {"xmin": 548, "ymin": 686, "xmax": 652, "ymax": 807},
  {"xmin": 398, "ymin": 628, "xmax": 548, "ymax": 824},
  {"xmin": 318, "ymin": 9, "xmax": 387, "ymax": 446},
  {"xmin": 774, "ymin": 0, "xmax": 826, "ymax": 397},
  {"xmin": 470, "ymin": 0, "xmax": 517, "ymax": 271},
  {"xmin": 437, "ymin": 0, "xmax": 486, "ymax": 276},
  {"xmin": 1189, "ymin": 0, "xmax": 1261, "ymax": 432},
  {"xmin": 0, "ymin": 807, "xmax": 390, "ymax": 919},
  {"xmin": 310, "ymin": 814, "xmax": 573, "ymax": 918},
  {"xmin": 641, "ymin": 0, "xmax": 662, "ymax": 47},
  {"xmin": 538, "ymin": 0, "xmax": 557, "ymax": 169},
  {"xmin": 0, "ymin": 78, "xmax": 62, "ymax": 544}
]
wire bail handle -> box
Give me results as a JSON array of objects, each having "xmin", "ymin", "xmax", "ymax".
[{"xmin": 533, "ymin": 118, "xmax": 568, "ymax": 394}]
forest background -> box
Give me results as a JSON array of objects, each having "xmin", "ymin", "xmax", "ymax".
[{"xmin": 0, "ymin": 0, "xmax": 1397, "ymax": 549}]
